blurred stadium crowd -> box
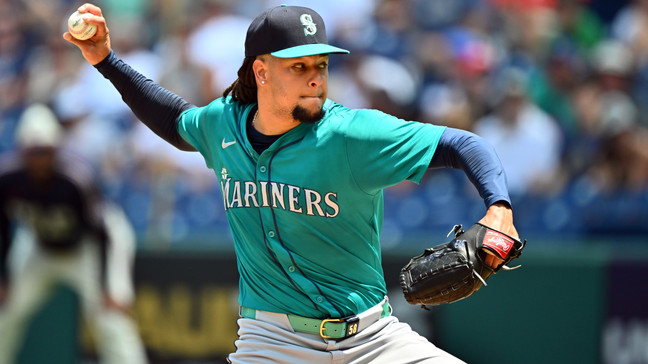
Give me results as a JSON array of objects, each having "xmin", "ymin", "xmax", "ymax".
[{"xmin": 1, "ymin": 0, "xmax": 647, "ymax": 246}]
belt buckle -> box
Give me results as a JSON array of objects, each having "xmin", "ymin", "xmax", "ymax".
[
  {"xmin": 319, "ymin": 317, "xmax": 360, "ymax": 339},
  {"xmin": 319, "ymin": 318, "xmax": 344, "ymax": 339}
]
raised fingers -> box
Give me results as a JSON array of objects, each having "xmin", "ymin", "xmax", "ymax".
[
  {"xmin": 77, "ymin": 3, "xmax": 103, "ymax": 17},
  {"xmin": 71, "ymin": 3, "xmax": 108, "ymax": 39},
  {"xmin": 76, "ymin": 6, "xmax": 106, "ymax": 27}
]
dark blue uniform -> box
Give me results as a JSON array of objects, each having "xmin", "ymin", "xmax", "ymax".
[{"xmin": 0, "ymin": 151, "xmax": 108, "ymax": 287}]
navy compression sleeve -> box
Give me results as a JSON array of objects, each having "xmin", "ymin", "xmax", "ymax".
[
  {"xmin": 93, "ymin": 51, "xmax": 196, "ymax": 151},
  {"xmin": 430, "ymin": 128, "xmax": 511, "ymax": 208}
]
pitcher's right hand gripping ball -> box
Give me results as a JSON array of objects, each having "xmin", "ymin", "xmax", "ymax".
[
  {"xmin": 67, "ymin": 10, "xmax": 97, "ymax": 40},
  {"xmin": 400, "ymin": 223, "xmax": 526, "ymax": 308}
]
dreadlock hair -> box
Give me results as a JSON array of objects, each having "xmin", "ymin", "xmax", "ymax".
[{"xmin": 223, "ymin": 56, "xmax": 258, "ymax": 104}]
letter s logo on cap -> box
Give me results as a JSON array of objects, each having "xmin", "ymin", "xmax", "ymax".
[{"xmin": 300, "ymin": 14, "xmax": 317, "ymax": 36}]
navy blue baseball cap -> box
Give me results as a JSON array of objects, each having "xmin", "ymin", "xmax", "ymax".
[{"xmin": 245, "ymin": 5, "xmax": 349, "ymax": 58}]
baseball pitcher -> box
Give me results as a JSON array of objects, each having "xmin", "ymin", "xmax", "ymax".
[{"xmin": 64, "ymin": 4, "xmax": 522, "ymax": 363}]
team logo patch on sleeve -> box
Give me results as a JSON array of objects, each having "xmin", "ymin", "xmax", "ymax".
[{"xmin": 482, "ymin": 230, "xmax": 515, "ymax": 259}]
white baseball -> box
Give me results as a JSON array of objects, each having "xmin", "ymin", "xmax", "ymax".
[{"xmin": 67, "ymin": 11, "xmax": 97, "ymax": 40}]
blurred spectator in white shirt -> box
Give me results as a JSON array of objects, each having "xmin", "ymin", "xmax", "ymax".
[{"xmin": 474, "ymin": 67, "xmax": 564, "ymax": 196}]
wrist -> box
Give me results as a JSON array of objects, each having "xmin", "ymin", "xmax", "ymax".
[
  {"xmin": 93, "ymin": 49, "xmax": 115, "ymax": 69},
  {"xmin": 487, "ymin": 201, "xmax": 512, "ymax": 216},
  {"xmin": 482, "ymin": 202, "xmax": 518, "ymax": 239}
]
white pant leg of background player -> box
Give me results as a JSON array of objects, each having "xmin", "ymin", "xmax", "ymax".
[
  {"xmin": 69, "ymin": 204, "xmax": 147, "ymax": 364},
  {"xmin": 0, "ymin": 228, "xmax": 65, "ymax": 364}
]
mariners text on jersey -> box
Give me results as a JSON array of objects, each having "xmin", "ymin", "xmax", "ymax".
[{"xmin": 219, "ymin": 172, "xmax": 340, "ymax": 218}]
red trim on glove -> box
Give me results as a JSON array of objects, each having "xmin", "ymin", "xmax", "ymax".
[{"xmin": 482, "ymin": 230, "xmax": 515, "ymax": 259}]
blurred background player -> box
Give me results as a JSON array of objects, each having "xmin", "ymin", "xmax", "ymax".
[{"xmin": 0, "ymin": 103, "xmax": 148, "ymax": 364}]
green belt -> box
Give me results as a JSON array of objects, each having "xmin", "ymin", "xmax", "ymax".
[{"xmin": 240, "ymin": 301, "xmax": 391, "ymax": 340}]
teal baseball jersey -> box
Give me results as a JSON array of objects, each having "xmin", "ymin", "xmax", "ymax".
[{"xmin": 178, "ymin": 98, "xmax": 446, "ymax": 318}]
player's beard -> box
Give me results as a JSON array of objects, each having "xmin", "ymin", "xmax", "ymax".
[{"xmin": 292, "ymin": 105, "xmax": 325, "ymax": 124}]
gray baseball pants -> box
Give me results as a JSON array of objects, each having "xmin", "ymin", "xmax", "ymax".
[{"xmin": 228, "ymin": 302, "xmax": 465, "ymax": 364}]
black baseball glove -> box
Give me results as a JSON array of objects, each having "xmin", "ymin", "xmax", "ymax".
[{"xmin": 399, "ymin": 223, "xmax": 525, "ymax": 309}]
